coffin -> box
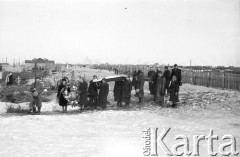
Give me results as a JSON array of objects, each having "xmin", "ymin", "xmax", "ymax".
[{"xmin": 93, "ymin": 75, "xmax": 127, "ymax": 83}]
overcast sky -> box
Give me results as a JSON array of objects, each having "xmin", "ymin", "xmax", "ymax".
[{"xmin": 0, "ymin": 0, "xmax": 239, "ymax": 66}]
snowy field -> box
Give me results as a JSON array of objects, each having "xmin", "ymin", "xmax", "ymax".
[{"xmin": 0, "ymin": 68, "xmax": 240, "ymax": 157}]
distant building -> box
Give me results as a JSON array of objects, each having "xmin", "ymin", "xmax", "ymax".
[
  {"xmin": 0, "ymin": 63, "xmax": 10, "ymax": 71},
  {"xmin": 25, "ymin": 58, "xmax": 55, "ymax": 70}
]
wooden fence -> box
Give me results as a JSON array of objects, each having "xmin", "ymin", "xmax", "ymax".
[
  {"xmin": 92, "ymin": 64, "xmax": 240, "ymax": 91},
  {"xmin": 182, "ymin": 70, "xmax": 240, "ymax": 90}
]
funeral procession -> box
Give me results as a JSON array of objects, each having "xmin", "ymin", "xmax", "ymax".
[{"xmin": 0, "ymin": 0, "xmax": 239, "ymax": 157}]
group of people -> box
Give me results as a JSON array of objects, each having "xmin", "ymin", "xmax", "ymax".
[
  {"xmin": 29, "ymin": 75, "xmax": 110, "ymax": 114},
  {"xmin": 113, "ymin": 64, "xmax": 182, "ymax": 108},
  {"xmin": 28, "ymin": 64, "xmax": 182, "ymax": 114},
  {"xmin": 56, "ymin": 75, "xmax": 109, "ymax": 113},
  {"xmin": 147, "ymin": 64, "xmax": 182, "ymax": 107}
]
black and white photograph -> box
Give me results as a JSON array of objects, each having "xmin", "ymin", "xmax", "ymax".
[{"xmin": 0, "ymin": 0, "xmax": 240, "ymax": 156}]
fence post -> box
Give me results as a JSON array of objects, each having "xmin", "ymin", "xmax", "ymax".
[
  {"xmin": 207, "ymin": 72, "xmax": 210, "ymax": 87},
  {"xmin": 222, "ymin": 73, "xmax": 225, "ymax": 89}
]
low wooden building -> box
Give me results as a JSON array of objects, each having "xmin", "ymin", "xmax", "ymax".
[{"xmin": 24, "ymin": 58, "xmax": 55, "ymax": 70}]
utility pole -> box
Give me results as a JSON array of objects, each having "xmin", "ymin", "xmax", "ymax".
[{"xmin": 34, "ymin": 62, "xmax": 37, "ymax": 88}]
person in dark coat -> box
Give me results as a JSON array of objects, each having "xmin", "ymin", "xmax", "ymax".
[
  {"xmin": 122, "ymin": 75, "xmax": 132, "ymax": 107},
  {"xmin": 57, "ymin": 79, "xmax": 65, "ymax": 99},
  {"xmin": 29, "ymin": 77, "xmax": 43, "ymax": 114},
  {"xmin": 169, "ymin": 75, "xmax": 179, "ymax": 108},
  {"xmin": 132, "ymin": 69, "xmax": 138, "ymax": 90},
  {"xmin": 153, "ymin": 67, "xmax": 161, "ymax": 101},
  {"xmin": 170, "ymin": 64, "xmax": 182, "ymax": 103},
  {"xmin": 113, "ymin": 80, "xmax": 124, "ymax": 107},
  {"xmin": 78, "ymin": 77, "xmax": 88, "ymax": 110},
  {"xmin": 88, "ymin": 75, "xmax": 99, "ymax": 110},
  {"xmin": 98, "ymin": 78, "xmax": 109, "ymax": 109},
  {"xmin": 148, "ymin": 67, "xmax": 156, "ymax": 95},
  {"xmin": 155, "ymin": 71, "xmax": 166, "ymax": 106},
  {"xmin": 170, "ymin": 64, "xmax": 182, "ymax": 85},
  {"xmin": 58, "ymin": 80, "xmax": 71, "ymax": 113},
  {"xmin": 136, "ymin": 70, "xmax": 145, "ymax": 104},
  {"xmin": 163, "ymin": 66, "xmax": 171, "ymax": 95}
]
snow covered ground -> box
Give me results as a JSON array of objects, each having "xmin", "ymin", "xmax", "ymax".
[{"xmin": 0, "ymin": 68, "xmax": 240, "ymax": 157}]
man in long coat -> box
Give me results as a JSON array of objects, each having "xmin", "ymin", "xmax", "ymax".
[
  {"xmin": 136, "ymin": 71, "xmax": 145, "ymax": 104},
  {"xmin": 153, "ymin": 67, "xmax": 161, "ymax": 101},
  {"xmin": 88, "ymin": 75, "xmax": 99, "ymax": 110},
  {"xmin": 113, "ymin": 80, "xmax": 124, "ymax": 107},
  {"xmin": 169, "ymin": 76, "xmax": 180, "ymax": 107},
  {"xmin": 78, "ymin": 77, "xmax": 88, "ymax": 110},
  {"xmin": 170, "ymin": 64, "xmax": 182, "ymax": 85},
  {"xmin": 155, "ymin": 71, "xmax": 166, "ymax": 105},
  {"xmin": 132, "ymin": 69, "xmax": 139, "ymax": 91},
  {"xmin": 122, "ymin": 75, "xmax": 132, "ymax": 107},
  {"xmin": 148, "ymin": 67, "xmax": 156, "ymax": 95},
  {"xmin": 98, "ymin": 78, "xmax": 109, "ymax": 109},
  {"xmin": 163, "ymin": 66, "xmax": 171, "ymax": 95},
  {"xmin": 170, "ymin": 64, "xmax": 182, "ymax": 103},
  {"xmin": 29, "ymin": 77, "xmax": 43, "ymax": 114}
]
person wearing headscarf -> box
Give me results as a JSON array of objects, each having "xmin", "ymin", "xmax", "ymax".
[{"xmin": 58, "ymin": 79, "xmax": 71, "ymax": 112}]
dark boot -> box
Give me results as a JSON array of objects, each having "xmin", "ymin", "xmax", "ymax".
[
  {"xmin": 172, "ymin": 103, "xmax": 176, "ymax": 108},
  {"xmin": 37, "ymin": 107, "xmax": 41, "ymax": 115},
  {"xmin": 33, "ymin": 107, "xmax": 37, "ymax": 113},
  {"xmin": 65, "ymin": 106, "xmax": 67, "ymax": 113}
]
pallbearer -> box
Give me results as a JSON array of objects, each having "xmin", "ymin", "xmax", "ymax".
[
  {"xmin": 88, "ymin": 75, "xmax": 99, "ymax": 110},
  {"xmin": 113, "ymin": 80, "xmax": 124, "ymax": 107},
  {"xmin": 122, "ymin": 75, "xmax": 132, "ymax": 107},
  {"xmin": 98, "ymin": 78, "xmax": 109, "ymax": 109}
]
